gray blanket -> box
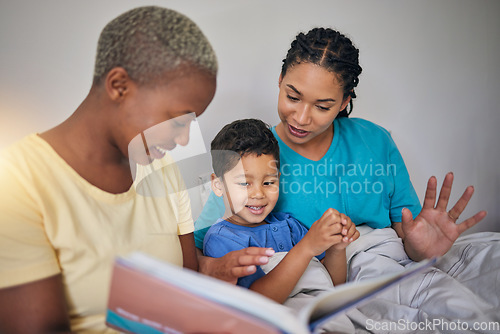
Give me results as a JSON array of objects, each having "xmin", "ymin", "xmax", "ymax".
[
  {"xmin": 262, "ymin": 227, "xmax": 500, "ymax": 334},
  {"xmin": 345, "ymin": 227, "xmax": 500, "ymax": 334}
]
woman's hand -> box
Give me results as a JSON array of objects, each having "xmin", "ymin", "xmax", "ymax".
[
  {"xmin": 198, "ymin": 247, "xmax": 274, "ymax": 284},
  {"xmin": 399, "ymin": 172, "xmax": 487, "ymax": 261}
]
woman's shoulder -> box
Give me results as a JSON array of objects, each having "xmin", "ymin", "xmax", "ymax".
[
  {"xmin": 337, "ymin": 117, "xmax": 390, "ymax": 134},
  {"xmin": 335, "ymin": 117, "xmax": 399, "ymax": 158},
  {"xmin": 337, "ymin": 117, "xmax": 393, "ymax": 142},
  {"xmin": 0, "ymin": 134, "xmax": 53, "ymax": 177},
  {"xmin": 1, "ymin": 134, "xmax": 47, "ymax": 159}
]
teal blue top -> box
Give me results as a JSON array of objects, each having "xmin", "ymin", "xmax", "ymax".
[{"xmin": 194, "ymin": 117, "xmax": 421, "ymax": 249}]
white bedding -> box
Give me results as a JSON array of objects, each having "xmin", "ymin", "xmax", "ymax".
[{"xmin": 345, "ymin": 227, "xmax": 500, "ymax": 333}]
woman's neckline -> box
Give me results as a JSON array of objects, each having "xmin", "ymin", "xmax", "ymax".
[{"xmin": 34, "ymin": 133, "xmax": 137, "ymax": 200}]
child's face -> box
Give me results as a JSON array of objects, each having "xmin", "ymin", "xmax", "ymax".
[{"xmin": 214, "ymin": 153, "xmax": 280, "ymax": 226}]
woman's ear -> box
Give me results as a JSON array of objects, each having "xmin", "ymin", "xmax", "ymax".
[
  {"xmin": 340, "ymin": 94, "xmax": 352, "ymax": 112},
  {"xmin": 211, "ymin": 173, "xmax": 224, "ymax": 197},
  {"xmin": 105, "ymin": 67, "xmax": 132, "ymax": 101},
  {"xmin": 278, "ymin": 73, "xmax": 283, "ymax": 86}
]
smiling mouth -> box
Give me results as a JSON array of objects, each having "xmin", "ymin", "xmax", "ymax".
[
  {"xmin": 148, "ymin": 145, "xmax": 174, "ymax": 159},
  {"xmin": 246, "ymin": 205, "xmax": 266, "ymax": 215},
  {"xmin": 288, "ymin": 124, "xmax": 310, "ymax": 138}
]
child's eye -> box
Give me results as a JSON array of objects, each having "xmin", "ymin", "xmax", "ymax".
[
  {"xmin": 264, "ymin": 181, "xmax": 276, "ymax": 186},
  {"xmin": 287, "ymin": 95, "xmax": 299, "ymax": 102},
  {"xmin": 237, "ymin": 182, "xmax": 249, "ymax": 187}
]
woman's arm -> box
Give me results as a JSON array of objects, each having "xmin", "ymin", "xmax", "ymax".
[{"xmin": 0, "ymin": 275, "xmax": 71, "ymax": 334}]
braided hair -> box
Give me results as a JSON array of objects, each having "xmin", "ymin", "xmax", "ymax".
[{"xmin": 281, "ymin": 28, "xmax": 362, "ymax": 117}]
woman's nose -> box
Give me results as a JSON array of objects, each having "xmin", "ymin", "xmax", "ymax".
[
  {"xmin": 294, "ymin": 104, "xmax": 311, "ymax": 126},
  {"xmin": 174, "ymin": 124, "xmax": 191, "ymax": 146}
]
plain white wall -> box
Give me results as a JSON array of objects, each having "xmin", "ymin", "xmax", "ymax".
[{"xmin": 1, "ymin": 0, "xmax": 498, "ymax": 233}]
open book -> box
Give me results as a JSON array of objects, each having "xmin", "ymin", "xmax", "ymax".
[{"xmin": 106, "ymin": 252, "xmax": 436, "ymax": 334}]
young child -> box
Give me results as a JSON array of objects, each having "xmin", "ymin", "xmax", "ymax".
[{"xmin": 203, "ymin": 119, "xmax": 359, "ymax": 305}]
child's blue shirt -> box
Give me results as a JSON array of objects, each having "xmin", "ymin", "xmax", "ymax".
[{"xmin": 203, "ymin": 212, "xmax": 322, "ymax": 288}]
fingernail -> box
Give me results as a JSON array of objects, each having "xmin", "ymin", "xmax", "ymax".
[
  {"xmin": 259, "ymin": 256, "xmax": 269, "ymax": 264},
  {"xmin": 247, "ymin": 265, "xmax": 256, "ymax": 273},
  {"xmin": 265, "ymin": 249, "xmax": 275, "ymax": 256}
]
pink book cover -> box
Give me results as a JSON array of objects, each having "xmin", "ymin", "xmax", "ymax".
[
  {"xmin": 106, "ymin": 260, "xmax": 283, "ymax": 334},
  {"xmin": 106, "ymin": 253, "xmax": 436, "ymax": 333}
]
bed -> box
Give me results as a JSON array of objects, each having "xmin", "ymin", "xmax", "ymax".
[{"xmin": 264, "ymin": 226, "xmax": 500, "ymax": 333}]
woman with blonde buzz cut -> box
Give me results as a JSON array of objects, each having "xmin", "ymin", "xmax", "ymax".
[{"xmin": 0, "ymin": 6, "xmax": 270, "ymax": 333}]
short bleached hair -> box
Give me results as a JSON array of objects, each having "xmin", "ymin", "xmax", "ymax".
[{"xmin": 93, "ymin": 6, "xmax": 218, "ymax": 85}]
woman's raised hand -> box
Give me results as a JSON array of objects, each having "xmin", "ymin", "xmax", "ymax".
[{"xmin": 400, "ymin": 172, "xmax": 487, "ymax": 261}]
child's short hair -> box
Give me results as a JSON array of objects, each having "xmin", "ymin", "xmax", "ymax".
[{"xmin": 211, "ymin": 119, "xmax": 280, "ymax": 177}]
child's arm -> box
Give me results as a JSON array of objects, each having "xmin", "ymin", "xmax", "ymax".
[
  {"xmin": 322, "ymin": 248, "xmax": 347, "ymax": 285},
  {"xmin": 179, "ymin": 233, "xmax": 199, "ymax": 271},
  {"xmin": 249, "ymin": 209, "xmax": 345, "ymax": 304},
  {"xmin": 322, "ymin": 214, "xmax": 360, "ymax": 285}
]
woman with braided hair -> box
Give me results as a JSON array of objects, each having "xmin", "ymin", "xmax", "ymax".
[
  {"xmin": 275, "ymin": 27, "xmax": 444, "ymax": 259},
  {"xmin": 197, "ymin": 26, "xmax": 486, "ymax": 266},
  {"xmin": 197, "ymin": 27, "xmax": 500, "ymax": 329}
]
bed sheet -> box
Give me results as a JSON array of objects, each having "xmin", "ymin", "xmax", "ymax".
[
  {"xmin": 262, "ymin": 227, "xmax": 500, "ymax": 333},
  {"xmin": 345, "ymin": 227, "xmax": 500, "ymax": 333}
]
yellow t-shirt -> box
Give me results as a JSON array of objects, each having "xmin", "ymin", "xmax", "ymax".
[{"xmin": 0, "ymin": 134, "xmax": 194, "ymax": 333}]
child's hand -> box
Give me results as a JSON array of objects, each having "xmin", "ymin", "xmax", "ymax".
[
  {"xmin": 330, "ymin": 213, "xmax": 359, "ymax": 251},
  {"xmin": 299, "ymin": 208, "xmax": 345, "ymax": 256}
]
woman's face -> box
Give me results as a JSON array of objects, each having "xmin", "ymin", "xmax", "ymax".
[
  {"xmin": 123, "ymin": 71, "xmax": 216, "ymax": 165},
  {"xmin": 277, "ymin": 63, "xmax": 350, "ymax": 147}
]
